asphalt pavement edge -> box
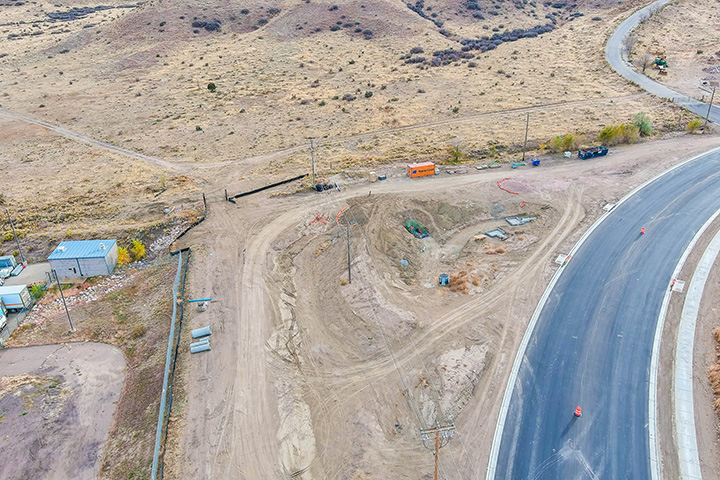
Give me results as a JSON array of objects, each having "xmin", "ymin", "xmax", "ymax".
[
  {"xmin": 486, "ymin": 145, "xmax": 720, "ymax": 479},
  {"xmin": 672, "ymin": 226, "xmax": 720, "ymax": 480}
]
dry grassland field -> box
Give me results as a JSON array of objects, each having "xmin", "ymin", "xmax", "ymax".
[{"xmin": 0, "ymin": 0, "xmax": 720, "ymax": 478}]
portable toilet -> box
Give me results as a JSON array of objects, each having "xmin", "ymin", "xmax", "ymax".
[{"xmin": 439, "ymin": 274, "xmax": 449, "ymax": 286}]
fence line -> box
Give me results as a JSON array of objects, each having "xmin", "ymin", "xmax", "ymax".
[
  {"xmin": 226, "ymin": 173, "xmax": 308, "ymax": 202},
  {"xmin": 150, "ymin": 250, "xmax": 183, "ymax": 480},
  {"xmin": 159, "ymin": 246, "xmax": 190, "ymax": 479}
]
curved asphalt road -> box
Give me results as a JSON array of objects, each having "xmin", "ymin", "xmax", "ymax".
[
  {"xmin": 490, "ymin": 149, "xmax": 720, "ymax": 479},
  {"xmin": 606, "ymin": 0, "xmax": 720, "ymax": 123}
]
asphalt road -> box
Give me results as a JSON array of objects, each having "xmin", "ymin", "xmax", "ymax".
[
  {"xmin": 605, "ymin": 0, "xmax": 720, "ymax": 123},
  {"xmin": 491, "ymin": 148, "xmax": 720, "ymax": 479}
]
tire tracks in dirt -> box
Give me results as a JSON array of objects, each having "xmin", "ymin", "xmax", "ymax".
[
  {"xmin": 247, "ymin": 182, "xmax": 582, "ymax": 478},
  {"xmin": 305, "ymin": 186, "xmax": 585, "ymax": 390}
]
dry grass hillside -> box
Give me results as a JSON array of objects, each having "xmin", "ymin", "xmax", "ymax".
[
  {"xmin": 0, "ymin": 114, "xmax": 203, "ymax": 259},
  {"xmin": 0, "ymin": 0, "xmax": 692, "ymax": 180}
]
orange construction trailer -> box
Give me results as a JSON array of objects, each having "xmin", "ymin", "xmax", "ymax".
[{"xmin": 407, "ymin": 162, "xmax": 436, "ymax": 178}]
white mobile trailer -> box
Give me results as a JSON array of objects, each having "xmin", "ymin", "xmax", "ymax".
[{"xmin": 0, "ymin": 285, "xmax": 32, "ymax": 313}]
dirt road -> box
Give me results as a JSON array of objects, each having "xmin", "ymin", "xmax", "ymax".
[{"xmin": 177, "ymin": 133, "xmax": 720, "ymax": 479}]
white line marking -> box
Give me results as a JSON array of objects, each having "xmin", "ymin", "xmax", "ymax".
[{"xmin": 486, "ymin": 143, "xmax": 720, "ymax": 479}]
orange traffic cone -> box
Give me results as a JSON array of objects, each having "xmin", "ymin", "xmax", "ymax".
[{"xmin": 574, "ymin": 406, "xmax": 582, "ymax": 417}]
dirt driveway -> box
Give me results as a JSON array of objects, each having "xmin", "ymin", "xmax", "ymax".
[{"xmin": 0, "ymin": 342, "xmax": 126, "ymax": 480}]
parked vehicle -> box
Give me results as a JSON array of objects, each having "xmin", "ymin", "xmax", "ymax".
[
  {"xmin": 578, "ymin": 146, "xmax": 609, "ymax": 159},
  {"xmin": 0, "ymin": 300, "xmax": 7, "ymax": 331},
  {"xmin": 0, "ymin": 255, "xmax": 17, "ymax": 279},
  {"xmin": 0, "ymin": 285, "xmax": 32, "ymax": 313}
]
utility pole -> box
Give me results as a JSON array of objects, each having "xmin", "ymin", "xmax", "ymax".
[
  {"xmin": 345, "ymin": 222, "xmax": 351, "ymax": 284},
  {"xmin": 310, "ymin": 139, "xmax": 316, "ymax": 186},
  {"xmin": 6, "ymin": 208, "xmax": 25, "ymax": 265},
  {"xmin": 521, "ymin": 112, "xmax": 530, "ymax": 162},
  {"xmin": 53, "ymin": 269, "xmax": 75, "ymax": 332},
  {"xmin": 420, "ymin": 422, "xmax": 455, "ymax": 480},
  {"xmin": 704, "ymin": 85, "xmax": 716, "ymax": 131}
]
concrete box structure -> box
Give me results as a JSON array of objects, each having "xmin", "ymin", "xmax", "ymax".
[{"xmin": 47, "ymin": 240, "xmax": 118, "ymax": 278}]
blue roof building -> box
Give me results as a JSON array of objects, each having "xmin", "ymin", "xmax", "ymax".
[{"xmin": 47, "ymin": 240, "xmax": 118, "ymax": 278}]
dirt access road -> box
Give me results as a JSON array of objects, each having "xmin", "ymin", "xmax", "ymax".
[
  {"xmin": 176, "ymin": 133, "xmax": 720, "ymax": 479},
  {"xmin": 0, "ymin": 342, "xmax": 126, "ymax": 480}
]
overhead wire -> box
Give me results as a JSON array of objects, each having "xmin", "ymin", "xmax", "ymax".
[
  {"xmin": 309, "ymin": 148, "xmax": 482, "ymax": 479},
  {"xmin": 342, "ymin": 202, "xmax": 482, "ymax": 480},
  {"xmin": 310, "ymin": 172, "xmax": 478, "ymax": 479},
  {"xmin": 322, "ymin": 190, "xmax": 457, "ymax": 476}
]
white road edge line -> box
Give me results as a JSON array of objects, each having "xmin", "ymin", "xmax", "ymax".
[
  {"xmin": 673, "ymin": 223, "xmax": 720, "ymax": 480},
  {"xmin": 485, "ymin": 144, "xmax": 720, "ymax": 480},
  {"xmin": 651, "ymin": 210, "xmax": 720, "ymax": 480}
]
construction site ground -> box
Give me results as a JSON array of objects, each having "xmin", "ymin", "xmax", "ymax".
[{"xmin": 175, "ymin": 132, "xmax": 720, "ymax": 479}]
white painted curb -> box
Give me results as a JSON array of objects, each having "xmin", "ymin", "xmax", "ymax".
[
  {"xmin": 651, "ymin": 209, "xmax": 720, "ymax": 480},
  {"xmin": 485, "ymin": 144, "xmax": 720, "ymax": 480},
  {"xmin": 672, "ymin": 226, "xmax": 720, "ymax": 480}
]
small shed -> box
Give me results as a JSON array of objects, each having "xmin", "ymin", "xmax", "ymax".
[{"xmin": 47, "ymin": 240, "xmax": 118, "ymax": 278}]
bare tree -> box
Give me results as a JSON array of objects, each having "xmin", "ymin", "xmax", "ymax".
[
  {"xmin": 639, "ymin": 54, "xmax": 653, "ymax": 73},
  {"xmin": 623, "ymin": 33, "xmax": 638, "ymax": 58}
]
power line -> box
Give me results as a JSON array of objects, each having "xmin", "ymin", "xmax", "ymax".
[
  {"xmin": 338, "ymin": 201, "xmax": 474, "ymax": 479},
  {"xmin": 421, "ymin": 423, "xmax": 456, "ymax": 480},
  {"xmin": 6, "ymin": 208, "xmax": 25, "ymax": 265},
  {"xmin": 52, "ymin": 269, "xmax": 75, "ymax": 332},
  {"xmin": 316, "ymin": 175, "xmax": 482, "ymax": 479}
]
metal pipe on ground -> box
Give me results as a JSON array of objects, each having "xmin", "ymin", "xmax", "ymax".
[
  {"xmin": 191, "ymin": 326, "xmax": 212, "ymax": 338},
  {"xmin": 191, "ymin": 342, "xmax": 211, "ymax": 354},
  {"xmin": 227, "ymin": 174, "xmax": 308, "ymax": 202},
  {"xmin": 190, "ymin": 338, "xmax": 210, "ymax": 349}
]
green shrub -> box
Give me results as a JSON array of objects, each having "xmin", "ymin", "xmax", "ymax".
[
  {"xmin": 632, "ymin": 112, "xmax": 652, "ymax": 136},
  {"xmin": 30, "ymin": 284, "xmax": 44, "ymax": 300},
  {"xmin": 364, "ymin": 91, "xmax": 373, "ymax": 98},
  {"xmin": 207, "ymin": 82, "xmax": 217, "ymax": 92},
  {"xmin": 549, "ymin": 133, "xmax": 576, "ymax": 153},
  {"xmin": 446, "ymin": 145, "xmax": 464, "ymax": 164},
  {"xmin": 597, "ymin": 123, "xmax": 639, "ymax": 146},
  {"xmin": 117, "ymin": 247, "xmax": 131, "ymax": 265},
  {"xmin": 686, "ymin": 118, "xmax": 703, "ymax": 133},
  {"xmin": 597, "ymin": 126, "xmax": 617, "ymax": 146},
  {"xmin": 623, "ymin": 123, "xmax": 640, "ymax": 143},
  {"xmin": 130, "ymin": 240, "xmax": 146, "ymax": 261}
]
